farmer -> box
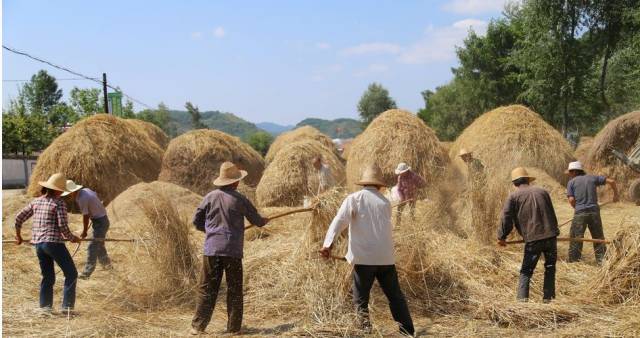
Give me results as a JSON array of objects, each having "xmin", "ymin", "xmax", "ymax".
[
  {"xmin": 14, "ymin": 173, "xmax": 81, "ymax": 313},
  {"xmin": 459, "ymin": 148, "xmax": 487, "ymax": 226},
  {"xmin": 395, "ymin": 162, "xmax": 425, "ymax": 225},
  {"xmin": 190, "ymin": 162, "xmax": 269, "ymax": 335},
  {"xmin": 458, "ymin": 148, "xmax": 485, "ymax": 186},
  {"xmin": 62, "ymin": 180, "xmax": 112, "ymax": 279},
  {"xmin": 320, "ymin": 164, "xmax": 415, "ymax": 336},
  {"xmin": 313, "ymin": 156, "xmax": 335, "ymax": 194},
  {"xmin": 498, "ymin": 167, "xmax": 559, "ymax": 302},
  {"xmin": 565, "ymin": 161, "xmax": 619, "ymax": 264}
]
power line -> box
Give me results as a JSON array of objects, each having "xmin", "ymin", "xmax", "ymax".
[
  {"xmin": 3, "ymin": 78, "xmax": 97, "ymax": 82},
  {"xmin": 3, "ymin": 45, "xmax": 152, "ymax": 109}
]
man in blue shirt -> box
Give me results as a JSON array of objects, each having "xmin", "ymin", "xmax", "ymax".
[{"xmin": 565, "ymin": 161, "xmax": 619, "ymax": 264}]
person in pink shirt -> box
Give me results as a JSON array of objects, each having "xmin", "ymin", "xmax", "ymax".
[{"xmin": 394, "ymin": 163, "xmax": 425, "ymax": 225}]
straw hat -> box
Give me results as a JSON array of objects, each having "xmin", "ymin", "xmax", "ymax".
[
  {"xmin": 458, "ymin": 148, "xmax": 472, "ymax": 157},
  {"xmin": 356, "ymin": 164, "xmax": 387, "ymax": 187},
  {"xmin": 38, "ymin": 173, "xmax": 68, "ymax": 192},
  {"xmin": 565, "ymin": 161, "xmax": 583, "ymax": 174},
  {"xmin": 213, "ymin": 162, "xmax": 248, "ymax": 186},
  {"xmin": 61, "ymin": 180, "xmax": 83, "ymax": 197},
  {"xmin": 510, "ymin": 167, "xmax": 536, "ymax": 182},
  {"xmin": 394, "ymin": 162, "xmax": 411, "ymax": 175}
]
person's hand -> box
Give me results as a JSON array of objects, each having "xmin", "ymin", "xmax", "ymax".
[
  {"xmin": 15, "ymin": 233, "xmax": 23, "ymax": 245},
  {"xmin": 81, "ymin": 230, "xmax": 88, "ymax": 239},
  {"xmin": 319, "ymin": 247, "xmax": 331, "ymax": 259},
  {"xmin": 70, "ymin": 235, "xmax": 81, "ymax": 243},
  {"xmin": 497, "ymin": 239, "xmax": 507, "ymax": 247}
]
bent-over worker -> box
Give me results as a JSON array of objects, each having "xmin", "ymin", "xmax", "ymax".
[
  {"xmin": 313, "ymin": 156, "xmax": 335, "ymax": 194},
  {"xmin": 395, "ymin": 162, "xmax": 425, "ymax": 225},
  {"xmin": 190, "ymin": 162, "xmax": 269, "ymax": 335},
  {"xmin": 498, "ymin": 167, "xmax": 559, "ymax": 302},
  {"xmin": 320, "ymin": 164, "xmax": 415, "ymax": 336}
]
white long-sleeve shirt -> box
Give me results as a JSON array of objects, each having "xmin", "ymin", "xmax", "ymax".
[{"xmin": 322, "ymin": 187, "xmax": 395, "ymax": 265}]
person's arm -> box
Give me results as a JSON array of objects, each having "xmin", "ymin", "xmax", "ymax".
[
  {"xmin": 192, "ymin": 198, "xmax": 208, "ymax": 232},
  {"xmin": 319, "ymin": 197, "xmax": 352, "ymax": 257},
  {"xmin": 567, "ymin": 181, "xmax": 576, "ymax": 209},
  {"xmin": 56, "ymin": 200, "xmax": 80, "ymax": 243},
  {"xmin": 396, "ymin": 176, "xmax": 405, "ymax": 201},
  {"xmin": 14, "ymin": 202, "xmax": 34, "ymax": 245},
  {"xmin": 497, "ymin": 196, "xmax": 515, "ymax": 246},
  {"xmin": 243, "ymin": 198, "xmax": 268, "ymax": 227},
  {"xmin": 77, "ymin": 197, "xmax": 90, "ymax": 238},
  {"xmin": 606, "ymin": 177, "xmax": 619, "ymax": 202},
  {"xmin": 81, "ymin": 215, "xmax": 90, "ymax": 239}
]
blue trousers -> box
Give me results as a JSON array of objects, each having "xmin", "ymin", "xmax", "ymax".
[
  {"xmin": 35, "ymin": 242, "xmax": 78, "ymax": 309},
  {"xmin": 83, "ymin": 216, "xmax": 111, "ymax": 275}
]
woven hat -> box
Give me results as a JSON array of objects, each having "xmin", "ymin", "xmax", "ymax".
[
  {"xmin": 458, "ymin": 148, "xmax": 472, "ymax": 157},
  {"xmin": 356, "ymin": 164, "xmax": 387, "ymax": 187},
  {"xmin": 394, "ymin": 162, "xmax": 411, "ymax": 175},
  {"xmin": 61, "ymin": 180, "xmax": 83, "ymax": 197},
  {"xmin": 213, "ymin": 162, "xmax": 248, "ymax": 186},
  {"xmin": 38, "ymin": 173, "xmax": 68, "ymax": 192},
  {"xmin": 566, "ymin": 161, "xmax": 583, "ymax": 173},
  {"xmin": 510, "ymin": 167, "xmax": 536, "ymax": 182}
]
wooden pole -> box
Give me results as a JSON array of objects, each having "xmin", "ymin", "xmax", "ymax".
[
  {"xmin": 505, "ymin": 237, "xmax": 610, "ymax": 245},
  {"xmin": 3, "ymin": 238, "xmax": 136, "ymax": 244},
  {"xmin": 103, "ymin": 73, "xmax": 109, "ymax": 114}
]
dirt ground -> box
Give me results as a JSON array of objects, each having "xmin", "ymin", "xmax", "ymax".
[{"xmin": 2, "ymin": 187, "xmax": 639, "ymax": 337}]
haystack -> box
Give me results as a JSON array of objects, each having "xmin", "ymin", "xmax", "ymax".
[
  {"xmin": 265, "ymin": 126, "xmax": 338, "ymax": 164},
  {"xmin": 585, "ymin": 111, "xmax": 640, "ymax": 193},
  {"xmin": 526, "ymin": 167, "xmax": 567, "ymax": 201},
  {"xmin": 126, "ymin": 119, "xmax": 170, "ymax": 149},
  {"xmin": 27, "ymin": 114, "xmax": 164, "ymax": 205},
  {"xmin": 574, "ymin": 136, "xmax": 594, "ymax": 163},
  {"xmin": 346, "ymin": 109, "xmax": 449, "ymax": 190},
  {"xmin": 159, "ymin": 129, "xmax": 265, "ymax": 196},
  {"xmin": 256, "ymin": 139, "xmax": 345, "ymax": 207}
]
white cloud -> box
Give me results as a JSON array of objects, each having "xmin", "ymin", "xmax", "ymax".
[
  {"xmin": 341, "ymin": 42, "xmax": 401, "ymax": 56},
  {"xmin": 213, "ymin": 26, "xmax": 226, "ymax": 38},
  {"xmin": 190, "ymin": 31, "xmax": 203, "ymax": 40},
  {"xmin": 354, "ymin": 63, "xmax": 389, "ymax": 77},
  {"xmin": 442, "ymin": 0, "xmax": 508, "ymax": 14},
  {"xmin": 311, "ymin": 64, "xmax": 343, "ymax": 82},
  {"xmin": 316, "ymin": 42, "xmax": 331, "ymax": 50},
  {"xmin": 398, "ymin": 19, "xmax": 487, "ymax": 64}
]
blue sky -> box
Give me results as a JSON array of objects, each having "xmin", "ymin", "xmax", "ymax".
[{"xmin": 3, "ymin": 0, "xmax": 509, "ymax": 125}]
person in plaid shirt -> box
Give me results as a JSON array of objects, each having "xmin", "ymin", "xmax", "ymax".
[
  {"xmin": 14, "ymin": 173, "xmax": 81, "ymax": 314},
  {"xmin": 395, "ymin": 163, "xmax": 426, "ymax": 225}
]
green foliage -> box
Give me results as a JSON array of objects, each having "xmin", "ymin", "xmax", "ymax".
[
  {"xmin": 166, "ymin": 109, "xmax": 263, "ymax": 139},
  {"xmin": 296, "ymin": 118, "xmax": 362, "ymax": 138},
  {"xmin": 247, "ymin": 131, "xmax": 274, "ymax": 155},
  {"xmin": 22, "ymin": 70, "xmax": 62, "ymax": 115},
  {"xmin": 121, "ymin": 100, "xmax": 135, "ymax": 119},
  {"xmin": 185, "ymin": 102, "xmax": 207, "ymax": 130},
  {"xmin": 136, "ymin": 103, "xmax": 174, "ymax": 136},
  {"xmin": 357, "ymin": 83, "xmax": 397, "ymax": 126},
  {"xmin": 2, "ymin": 99, "xmax": 55, "ymax": 156},
  {"xmin": 69, "ymin": 87, "xmax": 103, "ymax": 116},
  {"xmin": 48, "ymin": 103, "xmax": 79, "ymax": 128}
]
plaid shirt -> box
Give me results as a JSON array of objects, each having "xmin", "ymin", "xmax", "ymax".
[
  {"xmin": 397, "ymin": 170, "xmax": 426, "ymax": 201},
  {"xmin": 15, "ymin": 196, "xmax": 73, "ymax": 244}
]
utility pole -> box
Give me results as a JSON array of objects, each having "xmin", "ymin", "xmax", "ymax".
[{"xmin": 103, "ymin": 73, "xmax": 109, "ymax": 114}]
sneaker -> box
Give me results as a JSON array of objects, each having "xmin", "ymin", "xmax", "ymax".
[
  {"xmin": 189, "ymin": 328, "xmax": 204, "ymax": 335},
  {"xmin": 37, "ymin": 307, "xmax": 53, "ymax": 317}
]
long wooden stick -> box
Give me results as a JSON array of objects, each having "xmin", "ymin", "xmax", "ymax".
[
  {"xmin": 3, "ymin": 238, "xmax": 136, "ymax": 244},
  {"xmin": 505, "ymin": 237, "xmax": 610, "ymax": 245}
]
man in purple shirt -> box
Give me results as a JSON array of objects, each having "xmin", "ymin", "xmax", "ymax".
[{"xmin": 190, "ymin": 162, "xmax": 268, "ymax": 335}]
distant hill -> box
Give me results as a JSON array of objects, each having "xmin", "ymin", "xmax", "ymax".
[
  {"xmin": 296, "ymin": 118, "xmax": 362, "ymax": 139},
  {"xmin": 256, "ymin": 122, "xmax": 293, "ymax": 135},
  {"xmin": 168, "ymin": 110, "xmax": 263, "ymax": 140}
]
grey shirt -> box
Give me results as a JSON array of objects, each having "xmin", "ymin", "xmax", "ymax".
[
  {"xmin": 498, "ymin": 185, "xmax": 559, "ymax": 242},
  {"xmin": 193, "ymin": 187, "xmax": 267, "ymax": 258},
  {"xmin": 76, "ymin": 188, "xmax": 107, "ymax": 219},
  {"xmin": 567, "ymin": 175, "xmax": 606, "ymax": 213}
]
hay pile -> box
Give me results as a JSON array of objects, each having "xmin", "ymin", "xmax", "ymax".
[
  {"xmin": 126, "ymin": 119, "xmax": 170, "ymax": 149},
  {"xmin": 585, "ymin": 111, "xmax": 640, "ymax": 194},
  {"xmin": 574, "ymin": 136, "xmax": 594, "ymax": 163},
  {"xmin": 265, "ymin": 126, "xmax": 338, "ymax": 164},
  {"xmin": 159, "ymin": 129, "xmax": 265, "ymax": 196},
  {"xmin": 526, "ymin": 167, "xmax": 567, "ymax": 201},
  {"xmin": 256, "ymin": 140, "xmax": 345, "ymax": 207},
  {"xmin": 346, "ymin": 109, "xmax": 449, "ymax": 190},
  {"xmin": 27, "ymin": 114, "xmax": 164, "ymax": 205}
]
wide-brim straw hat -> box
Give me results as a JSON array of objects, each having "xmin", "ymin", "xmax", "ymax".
[
  {"xmin": 61, "ymin": 180, "xmax": 83, "ymax": 197},
  {"xmin": 510, "ymin": 167, "xmax": 536, "ymax": 182},
  {"xmin": 394, "ymin": 162, "xmax": 411, "ymax": 175},
  {"xmin": 38, "ymin": 173, "xmax": 68, "ymax": 192},
  {"xmin": 458, "ymin": 148, "xmax": 472, "ymax": 157},
  {"xmin": 356, "ymin": 164, "xmax": 387, "ymax": 187},
  {"xmin": 213, "ymin": 161, "xmax": 248, "ymax": 186}
]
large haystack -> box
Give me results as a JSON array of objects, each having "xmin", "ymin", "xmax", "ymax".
[
  {"xmin": 265, "ymin": 126, "xmax": 338, "ymax": 164},
  {"xmin": 159, "ymin": 129, "xmax": 265, "ymax": 196},
  {"xmin": 345, "ymin": 109, "xmax": 449, "ymax": 190},
  {"xmin": 27, "ymin": 114, "xmax": 164, "ymax": 205},
  {"xmin": 574, "ymin": 136, "xmax": 594, "ymax": 163},
  {"xmin": 256, "ymin": 140, "xmax": 345, "ymax": 207},
  {"xmin": 126, "ymin": 119, "xmax": 170, "ymax": 149},
  {"xmin": 585, "ymin": 111, "xmax": 640, "ymax": 191}
]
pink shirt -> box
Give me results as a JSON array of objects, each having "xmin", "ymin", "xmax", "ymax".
[{"xmin": 397, "ymin": 171, "xmax": 425, "ymax": 201}]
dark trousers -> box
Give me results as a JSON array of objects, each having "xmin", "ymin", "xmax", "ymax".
[
  {"xmin": 192, "ymin": 256, "xmax": 243, "ymax": 332},
  {"xmin": 568, "ymin": 211, "xmax": 606, "ymax": 263},
  {"xmin": 518, "ymin": 237, "xmax": 557, "ymax": 301},
  {"xmin": 36, "ymin": 242, "xmax": 78, "ymax": 309},
  {"xmin": 83, "ymin": 216, "xmax": 111, "ymax": 275},
  {"xmin": 396, "ymin": 200, "xmax": 416, "ymax": 225},
  {"xmin": 352, "ymin": 265, "xmax": 414, "ymax": 335}
]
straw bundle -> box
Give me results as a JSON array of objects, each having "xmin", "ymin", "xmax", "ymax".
[
  {"xmin": 126, "ymin": 119, "xmax": 170, "ymax": 149},
  {"xmin": 159, "ymin": 129, "xmax": 265, "ymax": 196},
  {"xmin": 265, "ymin": 126, "xmax": 338, "ymax": 164},
  {"xmin": 585, "ymin": 111, "xmax": 640, "ymax": 195},
  {"xmin": 526, "ymin": 167, "xmax": 567, "ymax": 201},
  {"xmin": 27, "ymin": 114, "xmax": 164, "ymax": 205},
  {"xmin": 346, "ymin": 109, "xmax": 449, "ymax": 190},
  {"xmin": 256, "ymin": 140, "xmax": 345, "ymax": 207},
  {"xmin": 574, "ymin": 136, "xmax": 594, "ymax": 163}
]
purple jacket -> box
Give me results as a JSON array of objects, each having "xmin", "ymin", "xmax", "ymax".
[{"xmin": 193, "ymin": 187, "xmax": 267, "ymax": 258}]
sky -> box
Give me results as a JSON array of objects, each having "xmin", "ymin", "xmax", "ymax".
[{"xmin": 2, "ymin": 0, "xmax": 510, "ymax": 125}]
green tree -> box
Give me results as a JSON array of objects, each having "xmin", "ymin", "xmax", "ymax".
[
  {"xmin": 185, "ymin": 102, "xmax": 207, "ymax": 129},
  {"xmin": 121, "ymin": 99, "xmax": 135, "ymax": 118},
  {"xmin": 48, "ymin": 103, "xmax": 79, "ymax": 128},
  {"xmin": 22, "ymin": 70, "xmax": 62, "ymax": 115},
  {"xmin": 2, "ymin": 97, "xmax": 55, "ymax": 156},
  {"xmin": 69, "ymin": 87, "xmax": 103, "ymax": 116},
  {"xmin": 357, "ymin": 83, "xmax": 397, "ymax": 126},
  {"xmin": 247, "ymin": 131, "xmax": 274, "ymax": 155},
  {"xmin": 136, "ymin": 102, "xmax": 173, "ymax": 135}
]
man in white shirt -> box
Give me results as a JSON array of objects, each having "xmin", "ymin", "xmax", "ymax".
[
  {"xmin": 319, "ymin": 164, "xmax": 414, "ymax": 336},
  {"xmin": 313, "ymin": 156, "xmax": 335, "ymax": 194}
]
